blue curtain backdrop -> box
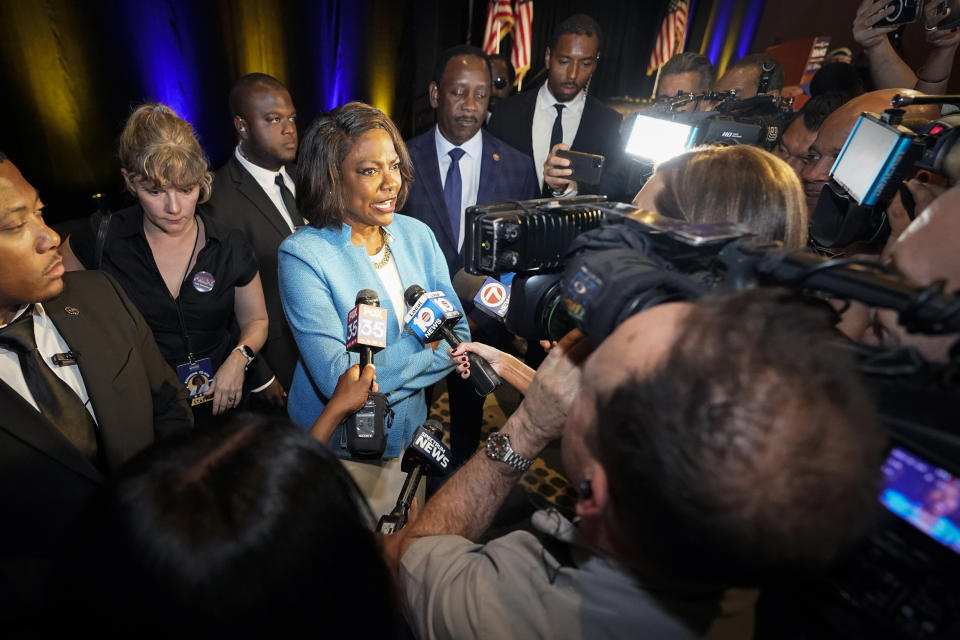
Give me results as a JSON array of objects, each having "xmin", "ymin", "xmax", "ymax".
[{"xmin": 0, "ymin": 0, "xmax": 668, "ymax": 222}]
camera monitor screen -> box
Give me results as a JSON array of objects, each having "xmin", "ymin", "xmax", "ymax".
[
  {"xmin": 880, "ymin": 446, "xmax": 960, "ymax": 555},
  {"xmin": 831, "ymin": 114, "xmax": 914, "ymax": 206},
  {"xmin": 625, "ymin": 114, "xmax": 695, "ymax": 164}
]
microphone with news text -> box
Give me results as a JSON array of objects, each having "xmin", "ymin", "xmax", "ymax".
[
  {"xmin": 452, "ymin": 269, "xmax": 512, "ymax": 322},
  {"xmin": 403, "ymin": 284, "xmax": 501, "ymax": 396},
  {"xmin": 344, "ymin": 289, "xmax": 390, "ymax": 457},
  {"xmin": 377, "ymin": 420, "xmax": 450, "ymax": 533}
]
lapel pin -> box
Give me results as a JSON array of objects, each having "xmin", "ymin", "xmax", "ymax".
[
  {"xmin": 65, "ymin": 306, "xmax": 80, "ymax": 316},
  {"xmin": 492, "ymin": 153, "xmax": 501, "ymax": 162}
]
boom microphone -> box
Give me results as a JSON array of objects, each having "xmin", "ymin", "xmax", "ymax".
[
  {"xmin": 403, "ymin": 284, "xmax": 501, "ymax": 396},
  {"xmin": 377, "ymin": 420, "xmax": 450, "ymax": 533}
]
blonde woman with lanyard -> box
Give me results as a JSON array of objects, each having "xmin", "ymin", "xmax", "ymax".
[{"xmin": 64, "ymin": 104, "xmax": 269, "ymax": 423}]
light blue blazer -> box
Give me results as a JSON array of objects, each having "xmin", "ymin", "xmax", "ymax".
[{"xmin": 278, "ymin": 214, "xmax": 469, "ymax": 458}]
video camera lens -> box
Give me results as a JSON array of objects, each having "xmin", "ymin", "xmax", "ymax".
[{"xmin": 493, "ymin": 76, "xmax": 508, "ymax": 90}]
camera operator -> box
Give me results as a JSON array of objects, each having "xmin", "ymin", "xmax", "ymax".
[
  {"xmin": 801, "ymin": 88, "xmax": 940, "ymax": 228},
  {"xmin": 774, "ymin": 92, "xmax": 856, "ymax": 176},
  {"xmin": 654, "ymin": 52, "xmax": 716, "ymax": 112},
  {"xmin": 382, "ymin": 289, "xmax": 886, "ymax": 639},
  {"xmin": 712, "ymin": 54, "xmax": 785, "ymax": 101},
  {"xmin": 865, "ymin": 182, "xmax": 960, "ymax": 362}
]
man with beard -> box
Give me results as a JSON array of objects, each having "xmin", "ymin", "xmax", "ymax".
[{"xmin": 488, "ymin": 14, "xmax": 622, "ymax": 195}]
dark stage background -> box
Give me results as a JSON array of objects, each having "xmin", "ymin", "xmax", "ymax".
[{"xmin": 0, "ymin": 0, "xmax": 669, "ymax": 223}]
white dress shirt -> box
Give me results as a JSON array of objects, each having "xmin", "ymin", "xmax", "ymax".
[
  {"xmin": 435, "ymin": 126, "xmax": 483, "ymax": 252},
  {"xmin": 0, "ymin": 304, "xmax": 98, "ymax": 422},
  {"xmin": 235, "ymin": 145, "xmax": 298, "ymax": 232},
  {"xmin": 531, "ymin": 83, "xmax": 587, "ymax": 185}
]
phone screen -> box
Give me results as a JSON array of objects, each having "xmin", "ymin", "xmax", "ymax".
[{"xmin": 880, "ymin": 446, "xmax": 960, "ymax": 556}]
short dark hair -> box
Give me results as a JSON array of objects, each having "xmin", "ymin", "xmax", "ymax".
[
  {"xmin": 661, "ymin": 52, "xmax": 716, "ymax": 92},
  {"xmin": 0, "ymin": 151, "xmax": 7, "ymax": 163},
  {"xmin": 228, "ymin": 72, "xmax": 289, "ymax": 119},
  {"xmin": 726, "ymin": 53, "xmax": 785, "ymax": 92},
  {"xmin": 487, "ymin": 52, "xmax": 516, "ymax": 87},
  {"xmin": 801, "ymin": 91, "xmax": 854, "ymax": 131},
  {"xmin": 297, "ymin": 101, "xmax": 413, "ymax": 229},
  {"xmin": 809, "ymin": 62, "xmax": 866, "ymax": 99},
  {"xmin": 549, "ymin": 13, "xmax": 602, "ymax": 53},
  {"xmin": 56, "ymin": 414, "xmax": 396, "ymax": 635},
  {"xmin": 593, "ymin": 289, "xmax": 885, "ymax": 586},
  {"xmin": 431, "ymin": 44, "xmax": 493, "ymax": 88}
]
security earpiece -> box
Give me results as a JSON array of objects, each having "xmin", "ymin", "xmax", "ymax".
[{"xmin": 578, "ymin": 479, "xmax": 593, "ymax": 500}]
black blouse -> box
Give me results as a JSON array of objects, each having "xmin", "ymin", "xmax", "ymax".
[{"xmin": 70, "ymin": 205, "xmax": 259, "ymax": 373}]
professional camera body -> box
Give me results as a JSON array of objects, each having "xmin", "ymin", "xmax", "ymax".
[
  {"xmin": 811, "ymin": 93, "xmax": 960, "ymax": 249},
  {"xmin": 464, "ymin": 194, "xmax": 960, "ymax": 638},
  {"xmin": 625, "ymin": 92, "xmax": 793, "ymax": 165}
]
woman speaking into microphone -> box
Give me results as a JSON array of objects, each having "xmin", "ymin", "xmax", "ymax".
[{"xmin": 279, "ymin": 102, "xmax": 468, "ymax": 512}]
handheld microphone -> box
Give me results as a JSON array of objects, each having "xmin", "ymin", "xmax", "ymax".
[
  {"xmin": 377, "ymin": 420, "xmax": 450, "ymax": 533},
  {"xmin": 452, "ymin": 270, "xmax": 512, "ymax": 321},
  {"xmin": 403, "ymin": 284, "xmax": 501, "ymax": 396},
  {"xmin": 346, "ymin": 289, "xmax": 388, "ymax": 366},
  {"xmin": 344, "ymin": 289, "xmax": 390, "ymax": 458}
]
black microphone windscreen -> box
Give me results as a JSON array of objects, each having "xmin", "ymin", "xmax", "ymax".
[
  {"xmin": 452, "ymin": 269, "xmax": 488, "ymax": 303},
  {"xmin": 356, "ymin": 288, "xmax": 380, "ymax": 306},
  {"xmin": 404, "ymin": 284, "xmax": 426, "ymax": 306}
]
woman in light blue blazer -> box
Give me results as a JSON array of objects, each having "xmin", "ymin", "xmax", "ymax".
[{"xmin": 279, "ymin": 103, "xmax": 467, "ymax": 500}]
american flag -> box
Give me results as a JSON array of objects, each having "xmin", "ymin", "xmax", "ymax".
[
  {"xmin": 511, "ymin": 1, "xmax": 534, "ymax": 88},
  {"xmin": 646, "ymin": 0, "xmax": 689, "ymax": 76},
  {"xmin": 483, "ymin": 0, "xmax": 515, "ymax": 55}
]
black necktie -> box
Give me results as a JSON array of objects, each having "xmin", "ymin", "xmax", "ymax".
[
  {"xmin": 0, "ymin": 308, "xmax": 101, "ymax": 467},
  {"xmin": 549, "ymin": 104, "xmax": 566, "ymax": 150},
  {"xmin": 444, "ymin": 148, "xmax": 466, "ymax": 244},
  {"xmin": 275, "ymin": 173, "xmax": 304, "ymax": 227}
]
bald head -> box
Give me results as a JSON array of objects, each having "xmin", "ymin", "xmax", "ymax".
[
  {"xmin": 801, "ymin": 89, "xmax": 936, "ymax": 213},
  {"xmin": 895, "ymin": 186, "xmax": 960, "ymax": 291},
  {"xmin": 870, "ymin": 186, "xmax": 960, "ymax": 362}
]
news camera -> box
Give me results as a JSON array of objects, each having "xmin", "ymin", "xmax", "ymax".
[
  {"xmin": 626, "ymin": 92, "xmax": 792, "ymax": 165},
  {"xmin": 811, "ymin": 93, "xmax": 960, "ymax": 250},
  {"xmin": 465, "ymin": 194, "xmax": 960, "ymax": 638}
]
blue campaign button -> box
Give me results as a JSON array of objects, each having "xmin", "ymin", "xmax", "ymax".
[{"xmin": 192, "ymin": 271, "xmax": 215, "ymax": 293}]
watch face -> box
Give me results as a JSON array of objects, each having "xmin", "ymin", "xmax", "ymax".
[
  {"xmin": 487, "ymin": 433, "xmax": 508, "ymax": 458},
  {"xmin": 241, "ymin": 345, "xmax": 255, "ymax": 359}
]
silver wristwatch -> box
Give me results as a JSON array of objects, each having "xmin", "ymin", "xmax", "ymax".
[{"xmin": 485, "ymin": 432, "xmax": 534, "ymax": 472}]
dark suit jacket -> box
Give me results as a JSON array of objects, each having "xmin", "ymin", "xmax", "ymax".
[
  {"xmin": 487, "ymin": 84, "xmax": 623, "ymax": 195},
  {"xmin": 401, "ymin": 128, "xmax": 539, "ymax": 274},
  {"xmin": 0, "ymin": 270, "xmax": 192, "ymax": 620},
  {"xmin": 204, "ymin": 155, "xmax": 299, "ymax": 389}
]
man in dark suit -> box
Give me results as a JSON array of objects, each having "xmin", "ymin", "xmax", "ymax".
[
  {"xmin": 205, "ymin": 73, "xmax": 300, "ymax": 400},
  {"xmin": 487, "ymin": 14, "xmax": 622, "ymax": 197},
  {"xmin": 401, "ymin": 45, "xmax": 538, "ymax": 465},
  {"xmin": 0, "ymin": 153, "xmax": 193, "ymax": 623},
  {"xmin": 403, "ymin": 45, "xmax": 538, "ymax": 273}
]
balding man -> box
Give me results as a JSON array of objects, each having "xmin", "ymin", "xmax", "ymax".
[
  {"xmin": 800, "ymin": 88, "xmax": 939, "ymax": 216},
  {"xmin": 713, "ymin": 53, "xmax": 784, "ymax": 100},
  {"xmin": 0, "ymin": 153, "xmax": 192, "ymax": 622},
  {"xmin": 204, "ymin": 73, "xmax": 300, "ymax": 400},
  {"xmin": 869, "ymin": 184, "xmax": 960, "ymax": 362},
  {"xmin": 384, "ymin": 289, "xmax": 885, "ymax": 639}
]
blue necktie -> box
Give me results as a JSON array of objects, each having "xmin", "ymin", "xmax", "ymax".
[{"xmin": 444, "ymin": 148, "xmax": 466, "ymax": 243}]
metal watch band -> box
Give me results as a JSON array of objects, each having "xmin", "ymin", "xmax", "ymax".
[{"xmin": 486, "ymin": 433, "xmax": 534, "ymax": 472}]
